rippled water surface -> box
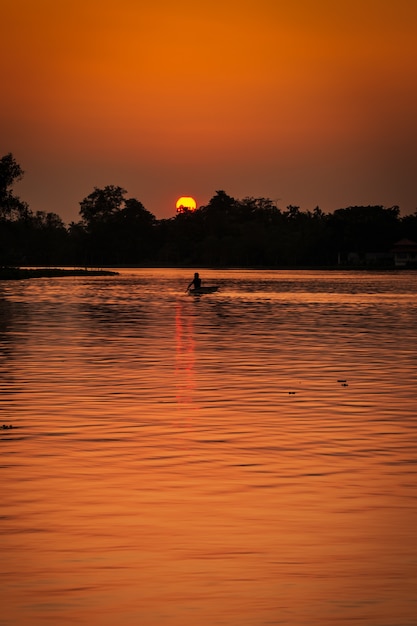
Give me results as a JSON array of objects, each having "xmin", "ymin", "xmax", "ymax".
[{"xmin": 1, "ymin": 269, "xmax": 417, "ymax": 625}]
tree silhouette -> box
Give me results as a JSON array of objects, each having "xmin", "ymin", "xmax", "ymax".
[
  {"xmin": 0, "ymin": 153, "xmax": 30, "ymax": 221},
  {"xmin": 399, "ymin": 210, "xmax": 417, "ymax": 242},
  {"xmin": 327, "ymin": 205, "xmax": 401, "ymax": 263},
  {"xmin": 79, "ymin": 185, "xmax": 127, "ymax": 227},
  {"xmin": 77, "ymin": 185, "xmax": 157, "ymax": 264},
  {"xmin": 2, "ymin": 155, "xmax": 415, "ymax": 269}
]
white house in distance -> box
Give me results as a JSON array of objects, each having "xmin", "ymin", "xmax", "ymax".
[{"xmin": 390, "ymin": 239, "xmax": 417, "ymax": 267}]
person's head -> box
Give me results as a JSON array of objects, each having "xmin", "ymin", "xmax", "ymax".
[{"xmin": 194, "ymin": 272, "xmax": 199, "ymax": 278}]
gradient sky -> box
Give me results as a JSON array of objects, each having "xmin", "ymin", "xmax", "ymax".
[{"xmin": 2, "ymin": 0, "xmax": 417, "ymax": 224}]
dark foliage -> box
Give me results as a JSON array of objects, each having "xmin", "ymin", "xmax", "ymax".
[
  {"xmin": 75, "ymin": 185, "xmax": 157, "ymax": 265},
  {"xmin": 1, "ymin": 154, "xmax": 417, "ymax": 268}
]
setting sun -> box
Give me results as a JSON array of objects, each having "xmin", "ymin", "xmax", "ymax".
[{"xmin": 176, "ymin": 196, "xmax": 197, "ymax": 213}]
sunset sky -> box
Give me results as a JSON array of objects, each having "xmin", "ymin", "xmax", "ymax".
[{"xmin": 2, "ymin": 0, "xmax": 417, "ymax": 223}]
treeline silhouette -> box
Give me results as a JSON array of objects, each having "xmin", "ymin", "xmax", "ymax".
[{"xmin": 1, "ymin": 153, "xmax": 417, "ymax": 268}]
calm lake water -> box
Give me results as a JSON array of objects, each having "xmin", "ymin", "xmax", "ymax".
[{"xmin": 1, "ymin": 269, "xmax": 417, "ymax": 626}]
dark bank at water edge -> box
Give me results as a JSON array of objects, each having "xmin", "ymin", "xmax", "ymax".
[{"xmin": 0, "ymin": 267, "xmax": 119, "ymax": 281}]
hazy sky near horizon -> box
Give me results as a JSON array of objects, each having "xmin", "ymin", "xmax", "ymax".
[{"xmin": 2, "ymin": 0, "xmax": 417, "ymax": 224}]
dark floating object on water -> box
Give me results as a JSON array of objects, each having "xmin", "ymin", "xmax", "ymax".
[
  {"xmin": 2, "ymin": 424, "xmax": 13, "ymax": 429},
  {"xmin": 188, "ymin": 286, "xmax": 219, "ymax": 295},
  {"xmin": 337, "ymin": 379, "xmax": 347, "ymax": 383},
  {"xmin": 341, "ymin": 383, "xmax": 349, "ymax": 387},
  {"xmin": 288, "ymin": 391, "xmax": 296, "ymax": 395}
]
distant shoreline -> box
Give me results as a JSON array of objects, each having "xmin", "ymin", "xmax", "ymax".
[
  {"xmin": 1, "ymin": 265, "xmax": 415, "ymax": 281},
  {"xmin": 0, "ymin": 267, "xmax": 119, "ymax": 281}
]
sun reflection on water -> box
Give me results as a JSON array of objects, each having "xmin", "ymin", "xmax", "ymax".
[{"xmin": 175, "ymin": 302, "xmax": 196, "ymax": 410}]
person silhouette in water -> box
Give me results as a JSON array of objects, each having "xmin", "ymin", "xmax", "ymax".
[{"xmin": 187, "ymin": 272, "xmax": 201, "ymax": 291}]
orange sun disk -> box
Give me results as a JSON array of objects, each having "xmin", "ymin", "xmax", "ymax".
[{"xmin": 176, "ymin": 196, "xmax": 197, "ymax": 213}]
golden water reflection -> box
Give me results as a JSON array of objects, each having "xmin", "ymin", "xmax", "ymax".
[
  {"xmin": 1, "ymin": 270, "xmax": 416, "ymax": 625},
  {"xmin": 175, "ymin": 302, "xmax": 196, "ymax": 410}
]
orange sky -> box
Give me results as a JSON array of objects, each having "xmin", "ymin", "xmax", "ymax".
[{"xmin": 1, "ymin": 0, "xmax": 417, "ymax": 222}]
